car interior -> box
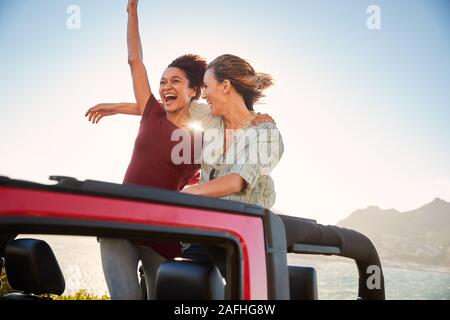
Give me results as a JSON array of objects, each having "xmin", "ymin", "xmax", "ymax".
[{"xmin": 0, "ymin": 231, "xmax": 319, "ymax": 300}]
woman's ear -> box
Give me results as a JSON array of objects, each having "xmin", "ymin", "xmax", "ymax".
[
  {"xmin": 188, "ymin": 87, "xmax": 196, "ymax": 98},
  {"xmin": 222, "ymin": 79, "xmax": 231, "ymax": 95}
]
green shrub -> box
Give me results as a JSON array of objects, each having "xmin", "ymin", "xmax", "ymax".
[
  {"xmin": 45, "ymin": 289, "xmax": 110, "ymax": 300},
  {"xmin": 0, "ymin": 267, "xmax": 15, "ymax": 296}
]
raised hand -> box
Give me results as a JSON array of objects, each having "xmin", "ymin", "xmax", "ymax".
[{"xmin": 127, "ymin": 0, "xmax": 138, "ymax": 12}]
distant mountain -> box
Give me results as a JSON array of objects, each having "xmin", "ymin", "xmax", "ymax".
[
  {"xmin": 338, "ymin": 198, "xmax": 450, "ymax": 235},
  {"xmin": 337, "ymin": 198, "xmax": 450, "ymax": 271}
]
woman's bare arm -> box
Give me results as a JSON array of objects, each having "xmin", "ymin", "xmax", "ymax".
[
  {"xmin": 84, "ymin": 1, "xmax": 152, "ymax": 124},
  {"xmin": 181, "ymin": 174, "xmax": 245, "ymax": 198},
  {"xmin": 85, "ymin": 102, "xmax": 140, "ymax": 123},
  {"xmin": 127, "ymin": 0, "xmax": 151, "ymax": 115}
]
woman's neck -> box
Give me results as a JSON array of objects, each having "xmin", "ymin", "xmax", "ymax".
[
  {"xmin": 222, "ymin": 100, "xmax": 254, "ymax": 129},
  {"xmin": 166, "ymin": 105, "xmax": 190, "ymax": 128}
]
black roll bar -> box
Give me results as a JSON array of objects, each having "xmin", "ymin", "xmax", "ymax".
[{"xmin": 279, "ymin": 214, "xmax": 385, "ymax": 300}]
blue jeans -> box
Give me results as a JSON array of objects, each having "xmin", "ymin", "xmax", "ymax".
[
  {"xmin": 99, "ymin": 238, "xmax": 166, "ymax": 300},
  {"xmin": 182, "ymin": 243, "xmax": 227, "ymax": 277}
]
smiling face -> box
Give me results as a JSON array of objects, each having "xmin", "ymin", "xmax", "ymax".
[
  {"xmin": 159, "ymin": 67, "xmax": 196, "ymax": 113},
  {"xmin": 202, "ymin": 68, "xmax": 228, "ymax": 116}
]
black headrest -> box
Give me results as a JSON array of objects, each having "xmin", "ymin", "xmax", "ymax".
[
  {"xmin": 5, "ymin": 239, "xmax": 65, "ymax": 295},
  {"xmin": 0, "ymin": 234, "xmax": 16, "ymax": 257},
  {"xmin": 289, "ymin": 266, "xmax": 318, "ymax": 300},
  {"xmin": 155, "ymin": 260, "xmax": 224, "ymax": 300}
]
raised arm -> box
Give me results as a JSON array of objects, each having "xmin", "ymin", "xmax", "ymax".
[{"xmin": 127, "ymin": 0, "xmax": 151, "ymax": 115}]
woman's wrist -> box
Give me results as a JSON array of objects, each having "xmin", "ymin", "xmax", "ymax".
[{"xmin": 127, "ymin": 3, "xmax": 138, "ymax": 13}]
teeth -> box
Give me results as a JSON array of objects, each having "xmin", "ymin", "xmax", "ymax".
[{"xmin": 164, "ymin": 93, "xmax": 177, "ymax": 99}]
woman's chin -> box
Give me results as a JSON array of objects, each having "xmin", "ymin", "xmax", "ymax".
[
  {"xmin": 164, "ymin": 100, "xmax": 190, "ymax": 113},
  {"xmin": 164, "ymin": 103, "xmax": 179, "ymax": 113}
]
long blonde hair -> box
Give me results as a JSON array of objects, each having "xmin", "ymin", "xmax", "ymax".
[{"xmin": 207, "ymin": 54, "xmax": 274, "ymax": 111}]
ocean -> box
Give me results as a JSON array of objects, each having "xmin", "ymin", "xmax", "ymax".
[{"xmin": 288, "ymin": 255, "xmax": 450, "ymax": 300}]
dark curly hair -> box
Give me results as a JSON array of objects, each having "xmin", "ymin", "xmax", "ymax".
[{"xmin": 168, "ymin": 54, "xmax": 207, "ymax": 100}]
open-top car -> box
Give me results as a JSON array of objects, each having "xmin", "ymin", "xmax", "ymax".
[{"xmin": 0, "ymin": 175, "xmax": 385, "ymax": 300}]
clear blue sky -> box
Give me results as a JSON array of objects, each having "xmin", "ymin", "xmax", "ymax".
[{"xmin": 1, "ymin": 0, "xmax": 449, "ymax": 224}]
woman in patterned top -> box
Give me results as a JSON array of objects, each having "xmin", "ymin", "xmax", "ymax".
[
  {"xmin": 180, "ymin": 55, "xmax": 284, "ymax": 274},
  {"xmin": 183, "ymin": 54, "xmax": 284, "ymax": 209}
]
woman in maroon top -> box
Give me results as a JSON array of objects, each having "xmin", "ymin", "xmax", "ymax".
[{"xmin": 84, "ymin": 0, "xmax": 208, "ymax": 300}]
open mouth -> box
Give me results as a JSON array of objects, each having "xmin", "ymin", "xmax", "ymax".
[{"xmin": 163, "ymin": 93, "xmax": 178, "ymax": 103}]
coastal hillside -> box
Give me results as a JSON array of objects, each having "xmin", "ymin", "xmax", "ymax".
[{"xmin": 337, "ymin": 198, "xmax": 450, "ymax": 271}]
